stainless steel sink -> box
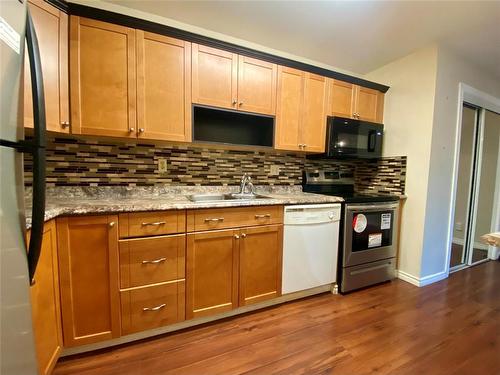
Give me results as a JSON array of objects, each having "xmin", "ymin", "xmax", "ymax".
[{"xmin": 187, "ymin": 193, "xmax": 270, "ymax": 202}]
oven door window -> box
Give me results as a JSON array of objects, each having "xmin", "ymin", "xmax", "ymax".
[{"xmin": 352, "ymin": 211, "xmax": 393, "ymax": 252}]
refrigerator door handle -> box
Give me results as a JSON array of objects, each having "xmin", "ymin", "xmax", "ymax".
[{"xmin": 25, "ymin": 9, "xmax": 46, "ymax": 285}]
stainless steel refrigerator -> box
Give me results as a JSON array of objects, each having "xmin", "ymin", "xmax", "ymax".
[{"xmin": 1, "ymin": 1, "xmax": 47, "ymax": 374}]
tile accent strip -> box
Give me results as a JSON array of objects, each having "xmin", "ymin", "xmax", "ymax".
[{"xmin": 24, "ymin": 135, "xmax": 406, "ymax": 194}]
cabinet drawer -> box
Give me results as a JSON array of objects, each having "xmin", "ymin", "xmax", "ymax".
[
  {"xmin": 119, "ymin": 234, "xmax": 185, "ymax": 289},
  {"xmin": 187, "ymin": 205, "xmax": 283, "ymax": 232},
  {"xmin": 121, "ymin": 280, "xmax": 185, "ymax": 335},
  {"xmin": 119, "ymin": 211, "xmax": 186, "ymax": 238}
]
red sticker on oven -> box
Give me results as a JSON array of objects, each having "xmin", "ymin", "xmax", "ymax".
[{"xmin": 353, "ymin": 214, "xmax": 367, "ymax": 233}]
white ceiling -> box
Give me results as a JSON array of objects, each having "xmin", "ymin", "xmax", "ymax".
[{"xmin": 100, "ymin": 0, "xmax": 500, "ymax": 78}]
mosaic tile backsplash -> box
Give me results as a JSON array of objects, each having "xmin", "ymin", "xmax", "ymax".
[{"xmin": 24, "ymin": 136, "xmax": 406, "ymax": 195}]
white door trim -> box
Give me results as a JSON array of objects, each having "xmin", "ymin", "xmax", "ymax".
[{"xmin": 445, "ymin": 83, "xmax": 500, "ymax": 275}]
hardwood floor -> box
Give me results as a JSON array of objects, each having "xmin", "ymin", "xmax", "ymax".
[{"xmin": 54, "ymin": 261, "xmax": 500, "ymax": 375}]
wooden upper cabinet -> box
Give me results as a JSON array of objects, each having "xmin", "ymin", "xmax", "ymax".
[
  {"xmin": 137, "ymin": 31, "xmax": 192, "ymax": 142},
  {"xmin": 301, "ymin": 74, "xmax": 329, "ymax": 152},
  {"xmin": 237, "ymin": 55, "xmax": 277, "ymax": 115},
  {"xmin": 57, "ymin": 215, "xmax": 120, "ymax": 347},
  {"xmin": 275, "ymin": 67, "xmax": 328, "ymax": 152},
  {"xmin": 29, "ymin": 220, "xmax": 63, "ymax": 375},
  {"xmin": 192, "ymin": 44, "xmax": 237, "ymax": 110},
  {"xmin": 355, "ymin": 86, "xmax": 383, "ymax": 123},
  {"xmin": 330, "ymin": 79, "xmax": 354, "ymax": 119},
  {"xmin": 275, "ymin": 66, "xmax": 304, "ymax": 152},
  {"xmin": 239, "ymin": 225, "xmax": 283, "ymax": 306},
  {"xmin": 330, "ymin": 79, "xmax": 384, "ymax": 123},
  {"xmin": 186, "ymin": 229, "xmax": 239, "ymax": 319},
  {"xmin": 24, "ymin": 0, "xmax": 69, "ymax": 133},
  {"xmin": 192, "ymin": 44, "xmax": 277, "ymax": 115},
  {"xmin": 70, "ymin": 17, "xmax": 136, "ymax": 138}
]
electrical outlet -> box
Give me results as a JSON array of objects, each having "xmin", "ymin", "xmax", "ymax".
[
  {"xmin": 270, "ymin": 165, "xmax": 280, "ymax": 175},
  {"xmin": 158, "ymin": 158, "xmax": 168, "ymax": 174}
]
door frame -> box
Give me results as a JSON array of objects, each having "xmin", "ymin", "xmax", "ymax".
[{"xmin": 446, "ymin": 83, "xmax": 500, "ymax": 274}]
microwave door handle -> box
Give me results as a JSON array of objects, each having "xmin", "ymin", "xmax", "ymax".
[
  {"xmin": 368, "ymin": 130, "xmax": 377, "ymax": 152},
  {"xmin": 26, "ymin": 10, "xmax": 47, "ymax": 285}
]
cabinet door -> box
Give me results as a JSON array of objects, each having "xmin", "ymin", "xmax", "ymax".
[
  {"xmin": 57, "ymin": 215, "xmax": 120, "ymax": 347},
  {"xmin": 24, "ymin": 0, "xmax": 69, "ymax": 133},
  {"xmin": 192, "ymin": 44, "xmax": 237, "ymax": 110},
  {"xmin": 70, "ymin": 17, "xmax": 136, "ymax": 138},
  {"xmin": 300, "ymin": 74, "xmax": 329, "ymax": 153},
  {"xmin": 355, "ymin": 86, "xmax": 383, "ymax": 123},
  {"xmin": 29, "ymin": 220, "xmax": 63, "ymax": 375},
  {"xmin": 239, "ymin": 225, "xmax": 283, "ymax": 306},
  {"xmin": 137, "ymin": 31, "xmax": 192, "ymax": 142},
  {"xmin": 330, "ymin": 79, "xmax": 355, "ymax": 119},
  {"xmin": 186, "ymin": 229, "xmax": 239, "ymax": 319},
  {"xmin": 237, "ymin": 55, "xmax": 277, "ymax": 115},
  {"xmin": 275, "ymin": 66, "xmax": 303, "ymax": 151}
]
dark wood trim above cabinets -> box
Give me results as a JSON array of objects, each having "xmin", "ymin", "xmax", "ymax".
[
  {"xmin": 45, "ymin": 0, "xmax": 69, "ymax": 13},
  {"xmin": 65, "ymin": 2, "xmax": 389, "ymax": 93}
]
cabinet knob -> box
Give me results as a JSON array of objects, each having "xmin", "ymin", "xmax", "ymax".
[
  {"xmin": 109, "ymin": 221, "xmax": 115, "ymax": 227},
  {"xmin": 232, "ymin": 100, "xmax": 237, "ymax": 106},
  {"xmin": 61, "ymin": 121, "xmax": 70, "ymax": 129},
  {"xmin": 241, "ymin": 233, "xmax": 246, "ymax": 238},
  {"xmin": 238, "ymin": 101, "xmax": 243, "ymax": 106},
  {"xmin": 234, "ymin": 234, "xmax": 240, "ymax": 239},
  {"xmin": 139, "ymin": 128, "xmax": 145, "ymax": 133},
  {"xmin": 129, "ymin": 127, "xmax": 135, "ymax": 133}
]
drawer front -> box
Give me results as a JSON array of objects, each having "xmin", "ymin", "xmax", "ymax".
[
  {"xmin": 119, "ymin": 234, "xmax": 185, "ymax": 289},
  {"xmin": 121, "ymin": 280, "xmax": 185, "ymax": 335},
  {"xmin": 187, "ymin": 205, "xmax": 283, "ymax": 232},
  {"xmin": 119, "ymin": 211, "xmax": 186, "ymax": 238}
]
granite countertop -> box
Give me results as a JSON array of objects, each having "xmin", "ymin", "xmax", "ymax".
[{"xmin": 25, "ymin": 185, "xmax": 344, "ymax": 229}]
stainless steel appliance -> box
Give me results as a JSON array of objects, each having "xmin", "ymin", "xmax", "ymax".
[
  {"xmin": 312, "ymin": 116, "xmax": 383, "ymax": 159},
  {"xmin": 1, "ymin": 2, "xmax": 47, "ymax": 374},
  {"xmin": 302, "ymin": 169, "xmax": 399, "ymax": 293}
]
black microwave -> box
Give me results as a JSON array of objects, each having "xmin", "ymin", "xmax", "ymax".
[{"xmin": 321, "ymin": 116, "xmax": 384, "ymax": 159}]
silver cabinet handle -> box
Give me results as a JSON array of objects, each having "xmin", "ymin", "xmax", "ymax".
[
  {"xmin": 61, "ymin": 121, "xmax": 70, "ymax": 129},
  {"xmin": 239, "ymin": 101, "xmax": 243, "ymax": 106},
  {"xmin": 232, "ymin": 99, "xmax": 237, "ymax": 106},
  {"xmin": 141, "ymin": 221, "xmax": 166, "ymax": 226},
  {"xmin": 141, "ymin": 257, "xmax": 167, "ymax": 265},
  {"xmin": 129, "ymin": 127, "xmax": 135, "ymax": 132},
  {"xmin": 255, "ymin": 214, "xmax": 271, "ymax": 219},
  {"xmin": 241, "ymin": 233, "xmax": 246, "ymax": 238},
  {"xmin": 139, "ymin": 128, "xmax": 145, "ymax": 133},
  {"xmin": 204, "ymin": 217, "xmax": 224, "ymax": 223},
  {"xmin": 234, "ymin": 234, "xmax": 240, "ymax": 239},
  {"xmin": 109, "ymin": 221, "xmax": 116, "ymax": 227},
  {"xmin": 143, "ymin": 303, "xmax": 166, "ymax": 312}
]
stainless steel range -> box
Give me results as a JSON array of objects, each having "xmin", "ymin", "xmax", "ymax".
[{"xmin": 303, "ymin": 169, "xmax": 400, "ymax": 293}]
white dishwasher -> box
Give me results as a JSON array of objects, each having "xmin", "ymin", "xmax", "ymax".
[{"xmin": 282, "ymin": 204, "xmax": 341, "ymax": 294}]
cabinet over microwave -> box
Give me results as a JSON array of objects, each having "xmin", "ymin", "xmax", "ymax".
[{"xmin": 318, "ymin": 117, "xmax": 384, "ymax": 159}]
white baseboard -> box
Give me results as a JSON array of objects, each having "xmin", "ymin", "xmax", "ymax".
[{"xmin": 396, "ymin": 269, "xmax": 448, "ymax": 287}]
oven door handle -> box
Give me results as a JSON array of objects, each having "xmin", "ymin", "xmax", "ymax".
[{"xmin": 347, "ymin": 203, "xmax": 399, "ymax": 212}]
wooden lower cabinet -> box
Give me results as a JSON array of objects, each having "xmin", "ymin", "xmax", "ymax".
[
  {"xmin": 239, "ymin": 225, "xmax": 283, "ymax": 306},
  {"xmin": 57, "ymin": 215, "xmax": 121, "ymax": 347},
  {"xmin": 29, "ymin": 220, "xmax": 63, "ymax": 375},
  {"xmin": 186, "ymin": 223, "xmax": 284, "ymax": 319},
  {"xmin": 121, "ymin": 280, "xmax": 185, "ymax": 335},
  {"xmin": 186, "ymin": 229, "xmax": 239, "ymax": 319}
]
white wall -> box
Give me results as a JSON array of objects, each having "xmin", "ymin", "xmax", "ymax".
[
  {"xmin": 421, "ymin": 47, "xmax": 500, "ymax": 277},
  {"xmin": 365, "ymin": 46, "xmax": 438, "ymax": 281}
]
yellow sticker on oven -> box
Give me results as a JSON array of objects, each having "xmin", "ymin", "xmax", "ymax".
[
  {"xmin": 368, "ymin": 233, "xmax": 382, "ymax": 248},
  {"xmin": 353, "ymin": 214, "xmax": 367, "ymax": 233}
]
